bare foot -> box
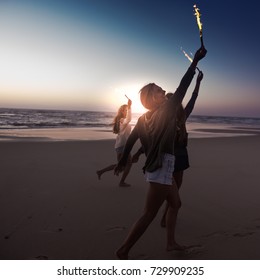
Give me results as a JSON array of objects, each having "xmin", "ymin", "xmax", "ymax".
[
  {"xmin": 119, "ymin": 182, "xmax": 131, "ymax": 187},
  {"xmin": 116, "ymin": 248, "xmax": 128, "ymax": 260},
  {"xmin": 167, "ymin": 243, "xmax": 187, "ymax": 251},
  {"xmin": 96, "ymin": 171, "xmax": 102, "ymax": 180}
]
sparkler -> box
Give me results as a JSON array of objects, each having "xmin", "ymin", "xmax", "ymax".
[
  {"xmin": 193, "ymin": 4, "xmax": 204, "ymax": 47},
  {"xmin": 181, "ymin": 48, "xmax": 193, "ymax": 63},
  {"xmin": 181, "ymin": 48, "xmax": 200, "ymax": 71}
]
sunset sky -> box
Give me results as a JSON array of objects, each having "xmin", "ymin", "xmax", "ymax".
[{"xmin": 0, "ymin": 0, "xmax": 259, "ymax": 117}]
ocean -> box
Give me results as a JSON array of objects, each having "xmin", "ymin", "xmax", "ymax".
[
  {"xmin": 0, "ymin": 108, "xmax": 260, "ymax": 140},
  {"xmin": 0, "ymin": 108, "xmax": 117, "ymax": 129}
]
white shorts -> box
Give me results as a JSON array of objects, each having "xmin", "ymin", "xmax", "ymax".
[{"xmin": 145, "ymin": 153, "xmax": 175, "ymax": 185}]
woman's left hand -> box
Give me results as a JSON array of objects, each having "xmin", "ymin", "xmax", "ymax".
[{"xmin": 197, "ymin": 71, "xmax": 204, "ymax": 82}]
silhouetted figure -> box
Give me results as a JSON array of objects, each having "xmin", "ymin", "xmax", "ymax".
[
  {"xmin": 160, "ymin": 70, "xmax": 204, "ymax": 226},
  {"xmin": 97, "ymin": 98, "xmax": 132, "ymax": 187},
  {"xmin": 114, "ymin": 46, "xmax": 207, "ymax": 259}
]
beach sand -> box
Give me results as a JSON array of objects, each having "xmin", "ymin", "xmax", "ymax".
[{"xmin": 0, "ymin": 133, "xmax": 260, "ymax": 260}]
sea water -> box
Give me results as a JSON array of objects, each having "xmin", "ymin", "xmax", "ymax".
[{"xmin": 0, "ymin": 108, "xmax": 260, "ymax": 140}]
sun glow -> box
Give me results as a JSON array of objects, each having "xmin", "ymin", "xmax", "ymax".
[{"xmin": 114, "ymin": 84, "xmax": 147, "ymax": 114}]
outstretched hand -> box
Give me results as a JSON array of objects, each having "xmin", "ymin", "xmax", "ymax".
[{"xmin": 194, "ymin": 46, "xmax": 207, "ymax": 62}]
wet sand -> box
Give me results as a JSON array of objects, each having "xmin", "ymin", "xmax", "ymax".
[{"xmin": 0, "ymin": 133, "xmax": 260, "ymax": 260}]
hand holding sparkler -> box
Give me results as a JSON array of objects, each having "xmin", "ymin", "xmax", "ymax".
[
  {"xmin": 188, "ymin": 46, "xmax": 207, "ymax": 72},
  {"xmin": 193, "ymin": 47, "xmax": 207, "ymax": 62},
  {"xmin": 125, "ymin": 94, "xmax": 132, "ymax": 107}
]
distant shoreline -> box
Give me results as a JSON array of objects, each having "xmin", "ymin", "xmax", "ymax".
[{"xmin": 0, "ymin": 125, "xmax": 259, "ymax": 142}]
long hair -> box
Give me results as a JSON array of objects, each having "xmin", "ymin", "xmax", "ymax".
[
  {"xmin": 112, "ymin": 104, "xmax": 128, "ymax": 134},
  {"xmin": 140, "ymin": 83, "xmax": 155, "ymax": 110}
]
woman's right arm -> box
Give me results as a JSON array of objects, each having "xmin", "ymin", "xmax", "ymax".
[
  {"xmin": 132, "ymin": 146, "xmax": 144, "ymax": 163},
  {"xmin": 172, "ymin": 47, "xmax": 207, "ymax": 106},
  {"xmin": 114, "ymin": 124, "xmax": 139, "ymax": 175}
]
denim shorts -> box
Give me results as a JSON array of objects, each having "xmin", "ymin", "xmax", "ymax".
[{"xmin": 145, "ymin": 153, "xmax": 175, "ymax": 185}]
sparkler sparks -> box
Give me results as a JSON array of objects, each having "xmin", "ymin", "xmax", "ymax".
[
  {"xmin": 181, "ymin": 48, "xmax": 200, "ymax": 71},
  {"xmin": 181, "ymin": 48, "xmax": 193, "ymax": 63},
  {"xmin": 193, "ymin": 4, "xmax": 204, "ymax": 47}
]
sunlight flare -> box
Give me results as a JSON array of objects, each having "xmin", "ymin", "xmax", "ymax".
[{"xmin": 114, "ymin": 84, "xmax": 147, "ymax": 114}]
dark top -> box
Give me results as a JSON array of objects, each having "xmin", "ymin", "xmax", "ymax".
[{"xmin": 120, "ymin": 67, "xmax": 196, "ymax": 172}]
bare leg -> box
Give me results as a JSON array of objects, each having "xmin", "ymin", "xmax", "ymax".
[
  {"xmin": 96, "ymin": 164, "xmax": 117, "ymax": 180},
  {"xmin": 165, "ymin": 180, "xmax": 183, "ymax": 250},
  {"xmin": 174, "ymin": 171, "xmax": 184, "ymax": 190},
  {"xmin": 116, "ymin": 182, "xmax": 172, "ymax": 259},
  {"xmin": 119, "ymin": 154, "xmax": 132, "ymax": 187},
  {"xmin": 160, "ymin": 171, "xmax": 184, "ymax": 227},
  {"xmin": 160, "ymin": 203, "xmax": 168, "ymax": 228}
]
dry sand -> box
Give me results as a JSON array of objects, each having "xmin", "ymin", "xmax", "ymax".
[{"xmin": 0, "ymin": 134, "xmax": 260, "ymax": 260}]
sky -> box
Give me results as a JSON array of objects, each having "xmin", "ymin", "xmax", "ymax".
[{"xmin": 0, "ymin": 0, "xmax": 259, "ymax": 117}]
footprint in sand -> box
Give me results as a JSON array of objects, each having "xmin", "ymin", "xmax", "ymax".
[
  {"xmin": 184, "ymin": 244, "xmax": 204, "ymax": 255},
  {"xmin": 246, "ymin": 223, "xmax": 260, "ymax": 231},
  {"xmin": 106, "ymin": 226, "xmax": 126, "ymax": 232},
  {"xmin": 231, "ymin": 220, "xmax": 260, "ymax": 238},
  {"xmin": 41, "ymin": 228, "xmax": 63, "ymax": 233},
  {"xmin": 186, "ymin": 244, "xmax": 203, "ymax": 250},
  {"xmin": 232, "ymin": 232, "xmax": 254, "ymax": 237},
  {"xmin": 166, "ymin": 244, "xmax": 204, "ymax": 259},
  {"xmin": 203, "ymin": 227, "xmax": 258, "ymax": 239},
  {"xmin": 203, "ymin": 231, "xmax": 228, "ymax": 238},
  {"xmin": 185, "ymin": 248, "xmax": 204, "ymax": 257}
]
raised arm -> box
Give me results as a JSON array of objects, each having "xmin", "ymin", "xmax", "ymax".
[
  {"xmin": 121, "ymin": 99, "xmax": 132, "ymax": 126},
  {"xmin": 172, "ymin": 47, "xmax": 207, "ymax": 106},
  {"xmin": 114, "ymin": 124, "xmax": 139, "ymax": 175},
  {"xmin": 185, "ymin": 70, "xmax": 204, "ymax": 119}
]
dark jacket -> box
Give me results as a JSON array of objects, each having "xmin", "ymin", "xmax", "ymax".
[{"xmin": 120, "ymin": 67, "xmax": 196, "ymax": 172}]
